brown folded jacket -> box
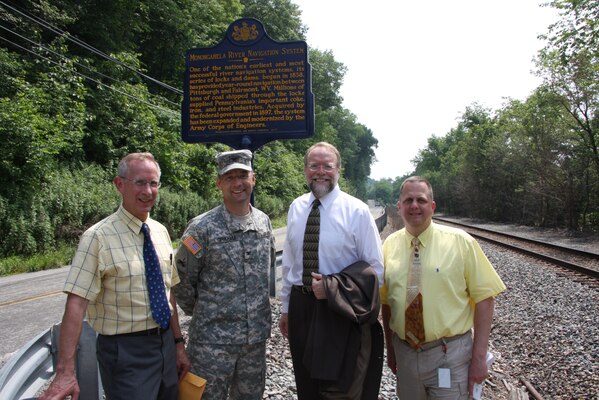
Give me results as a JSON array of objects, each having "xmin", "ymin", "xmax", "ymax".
[{"xmin": 302, "ymin": 261, "xmax": 380, "ymax": 393}]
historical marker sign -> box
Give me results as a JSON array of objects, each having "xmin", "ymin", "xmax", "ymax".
[{"xmin": 182, "ymin": 18, "xmax": 314, "ymax": 151}]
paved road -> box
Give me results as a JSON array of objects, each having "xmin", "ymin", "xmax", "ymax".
[{"xmin": 0, "ymin": 266, "xmax": 68, "ymax": 365}]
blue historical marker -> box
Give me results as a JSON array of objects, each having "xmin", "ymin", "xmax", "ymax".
[{"xmin": 182, "ymin": 18, "xmax": 314, "ymax": 151}]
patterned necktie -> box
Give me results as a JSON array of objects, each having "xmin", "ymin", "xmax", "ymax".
[
  {"xmin": 302, "ymin": 199, "xmax": 321, "ymax": 287},
  {"xmin": 141, "ymin": 223, "xmax": 170, "ymax": 329},
  {"xmin": 405, "ymin": 237, "xmax": 425, "ymax": 349}
]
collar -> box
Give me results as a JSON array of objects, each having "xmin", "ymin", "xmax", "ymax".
[
  {"xmin": 309, "ymin": 185, "xmax": 341, "ymax": 211},
  {"xmin": 220, "ymin": 203, "xmax": 257, "ymax": 233},
  {"xmin": 117, "ymin": 205, "xmax": 146, "ymax": 235},
  {"xmin": 405, "ymin": 222, "xmax": 434, "ymax": 248}
]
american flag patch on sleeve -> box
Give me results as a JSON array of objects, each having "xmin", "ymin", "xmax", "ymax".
[{"xmin": 182, "ymin": 235, "xmax": 202, "ymax": 255}]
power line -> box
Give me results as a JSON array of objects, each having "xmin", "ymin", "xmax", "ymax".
[
  {"xmin": 0, "ymin": 22, "xmax": 180, "ymax": 108},
  {"xmin": 0, "ymin": 34, "xmax": 179, "ymax": 116},
  {"xmin": 0, "ymin": 0, "xmax": 183, "ymax": 96}
]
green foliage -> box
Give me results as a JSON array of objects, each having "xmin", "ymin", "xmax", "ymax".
[
  {"xmin": 241, "ymin": 0, "xmax": 306, "ymax": 41},
  {"xmin": 0, "ymin": 48, "xmax": 24, "ymax": 97},
  {"xmin": 309, "ymin": 49, "xmax": 347, "ymax": 110},
  {"xmin": 0, "ymin": 44, "xmax": 88, "ymax": 198},
  {"xmin": 0, "ymin": 165, "xmax": 118, "ymax": 257},
  {"xmin": 254, "ymin": 193, "xmax": 286, "ymax": 218},
  {"xmin": 41, "ymin": 165, "xmax": 118, "ymax": 239},
  {"xmin": 0, "ymin": 244, "xmax": 75, "ymax": 276},
  {"xmin": 536, "ymin": 0, "xmax": 599, "ymax": 179},
  {"xmin": 400, "ymin": 87, "xmax": 598, "ymax": 231},
  {"xmin": 367, "ymin": 178, "xmax": 395, "ymax": 205},
  {"xmin": 0, "ymin": 0, "xmax": 382, "ymax": 264},
  {"xmin": 152, "ymin": 188, "xmax": 210, "ymax": 239},
  {"xmin": 254, "ymin": 141, "xmax": 306, "ymax": 205}
]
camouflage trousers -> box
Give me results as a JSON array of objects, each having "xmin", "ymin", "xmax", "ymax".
[{"xmin": 187, "ymin": 341, "xmax": 267, "ymax": 400}]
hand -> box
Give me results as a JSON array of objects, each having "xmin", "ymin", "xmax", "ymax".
[
  {"xmin": 468, "ymin": 354, "xmax": 488, "ymax": 396},
  {"xmin": 279, "ymin": 313, "xmax": 289, "ymax": 338},
  {"xmin": 38, "ymin": 372, "xmax": 80, "ymax": 400},
  {"xmin": 176, "ymin": 344, "xmax": 191, "ymax": 381},
  {"xmin": 311, "ymin": 272, "xmax": 327, "ymax": 300}
]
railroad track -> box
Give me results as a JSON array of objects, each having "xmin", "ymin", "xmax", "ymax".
[{"xmin": 433, "ymin": 216, "xmax": 599, "ymax": 289}]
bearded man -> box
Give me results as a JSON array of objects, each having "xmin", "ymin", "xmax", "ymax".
[{"xmin": 279, "ymin": 142, "xmax": 384, "ymax": 400}]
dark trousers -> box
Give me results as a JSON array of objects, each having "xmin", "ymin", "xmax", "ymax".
[
  {"xmin": 288, "ymin": 288, "xmax": 322, "ymax": 399},
  {"xmin": 97, "ymin": 329, "xmax": 179, "ymax": 400}
]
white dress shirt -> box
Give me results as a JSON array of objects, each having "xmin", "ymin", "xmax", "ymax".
[{"xmin": 280, "ymin": 185, "xmax": 384, "ymax": 313}]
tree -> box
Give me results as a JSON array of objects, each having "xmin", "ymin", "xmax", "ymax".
[
  {"xmin": 367, "ymin": 178, "xmax": 394, "ymax": 205},
  {"xmin": 308, "ymin": 49, "xmax": 346, "ymax": 111},
  {"xmin": 536, "ymin": 0, "xmax": 599, "ymax": 177},
  {"xmin": 240, "ymin": 0, "xmax": 306, "ymax": 41},
  {"xmin": 497, "ymin": 90, "xmax": 577, "ymax": 226}
]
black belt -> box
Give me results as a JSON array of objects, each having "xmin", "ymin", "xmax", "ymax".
[
  {"xmin": 292, "ymin": 285, "xmax": 313, "ymax": 294},
  {"xmin": 110, "ymin": 325, "xmax": 170, "ymax": 337}
]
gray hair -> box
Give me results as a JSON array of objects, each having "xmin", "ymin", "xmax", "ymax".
[{"xmin": 117, "ymin": 152, "xmax": 161, "ymax": 179}]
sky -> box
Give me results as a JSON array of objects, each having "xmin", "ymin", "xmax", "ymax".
[{"xmin": 292, "ymin": 0, "xmax": 559, "ymax": 180}]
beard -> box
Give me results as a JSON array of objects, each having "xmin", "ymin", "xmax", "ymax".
[{"xmin": 309, "ymin": 178, "xmax": 335, "ymax": 198}]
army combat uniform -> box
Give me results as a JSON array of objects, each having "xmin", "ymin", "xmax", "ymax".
[{"xmin": 174, "ymin": 204, "xmax": 275, "ymax": 400}]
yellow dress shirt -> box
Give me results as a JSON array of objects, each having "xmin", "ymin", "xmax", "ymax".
[
  {"xmin": 63, "ymin": 205, "xmax": 179, "ymax": 335},
  {"xmin": 381, "ymin": 222, "xmax": 506, "ymax": 342}
]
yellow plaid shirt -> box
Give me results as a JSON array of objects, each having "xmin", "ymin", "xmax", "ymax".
[{"xmin": 64, "ymin": 205, "xmax": 179, "ymax": 335}]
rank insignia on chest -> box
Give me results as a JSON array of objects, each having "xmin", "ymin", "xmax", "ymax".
[{"xmin": 182, "ymin": 235, "xmax": 202, "ymax": 255}]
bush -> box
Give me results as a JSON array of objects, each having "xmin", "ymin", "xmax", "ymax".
[
  {"xmin": 0, "ymin": 165, "xmax": 118, "ymax": 257},
  {"xmin": 254, "ymin": 193, "xmax": 286, "ymax": 219},
  {"xmin": 42, "ymin": 165, "xmax": 118, "ymax": 241},
  {"xmin": 152, "ymin": 188, "xmax": 210, "ymax": 239}
]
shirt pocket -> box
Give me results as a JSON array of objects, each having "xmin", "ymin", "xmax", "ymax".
[{"xmin": 319, "ymin": 225, "xmax": 347, "ymax": 262}]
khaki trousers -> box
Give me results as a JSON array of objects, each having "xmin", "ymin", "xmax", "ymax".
[{"xmin": 392, "ymin": 332, "xmax": 472, "ymax": 399}]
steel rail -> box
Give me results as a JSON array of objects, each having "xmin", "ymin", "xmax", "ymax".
[{"xmin": 433, "ymin": 216, "xmax": 599, "ymax": 280}]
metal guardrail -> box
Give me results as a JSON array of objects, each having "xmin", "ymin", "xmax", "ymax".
[
  {"xmin": 374, "ymin": 207, "xmax": 387, "ymax": 233},
  {"xmin": 0, "ymin": 207, "xmax": 386, "ymax": 399},
  {"xmin": 0, "ymin": 321, "xmax": 103, "ymax": 400},
  {"xmin": 0, "ymin": 327, "xmax": 52, "ymax": 399}
]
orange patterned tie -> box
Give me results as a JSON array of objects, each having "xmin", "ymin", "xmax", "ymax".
[{"xmin": 405, "ymin": 237, "xmax": 425, "ymax": 349}]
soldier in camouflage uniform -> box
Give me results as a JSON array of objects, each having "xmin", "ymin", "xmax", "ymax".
[{"xmin": 174, "ymin": 149, "xmax": 275, "ymax": 400}]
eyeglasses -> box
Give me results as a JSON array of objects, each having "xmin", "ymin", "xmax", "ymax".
[
  {"xmin": 307, "ymin": 163, "xmax": 337, "ymax": 172},
  {"xmin": 120, "ymin": 177, "xmax": 161, "ymax": 189}
]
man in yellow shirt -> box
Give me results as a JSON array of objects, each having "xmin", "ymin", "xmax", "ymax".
[
  {"xmin": 381, "ymin": 176, "xmax": 506, "ymax": 399},
  {"xmin": 40, "ymin": 152, "xmax": 190, "ymax": 400}
]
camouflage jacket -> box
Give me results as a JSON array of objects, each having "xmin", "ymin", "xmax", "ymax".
[{"xmin": 174, "ymin": 204, "xmax": 275, "ymax": 344}]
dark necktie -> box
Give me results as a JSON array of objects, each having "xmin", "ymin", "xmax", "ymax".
[
  {"xmin": 405, "ymin": 237, "xmax": 425, "ymax": 349},
  {"xmin": 302, "ymin": 199, "xmax": 321, "ymax": 287},
  {"xmin": 141, "ymin": 223, "xmax": 170, "ymax": 329}
]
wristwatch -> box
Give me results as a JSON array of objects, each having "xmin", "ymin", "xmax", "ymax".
[{"xmin": 174, "ymin": 336, "xmax": 186, "ymax": 345}]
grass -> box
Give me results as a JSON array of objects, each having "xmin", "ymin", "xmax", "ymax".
[
  {"xmin": 0, "ymin": 243, "xmax": 76, "ymax": 277},
  {"xmin": 271, "ymin": 214, "xmax": 287, "ymax": 229},
  {"xmin": 0, "ymin": 214, "xmax": 287, "ymax": 277}
]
